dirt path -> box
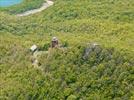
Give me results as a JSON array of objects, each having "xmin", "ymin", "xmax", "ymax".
[{"xmin": 17, "ymin": 0, "xmax": 54, "ymax": 17}]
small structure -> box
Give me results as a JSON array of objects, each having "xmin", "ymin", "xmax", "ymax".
[
  {"xmin": 51, "ymin": 37, "xmax": 59, "ymax": 48},
  {"xmin": 30, "ymin": 45, "xmax": 38, "ymax": 52}
]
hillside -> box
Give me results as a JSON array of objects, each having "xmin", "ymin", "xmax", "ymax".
[{"xmin": 0, "ymin": 0, "xmax": 134, "ymax": 99}]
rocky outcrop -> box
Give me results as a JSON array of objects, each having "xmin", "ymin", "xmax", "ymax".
[{"xmin": 83, "ymin": 43, "xmax": 102, "ymax": 60}]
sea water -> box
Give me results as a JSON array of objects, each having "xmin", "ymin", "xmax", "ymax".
[{"xmin": 0, "ymin": 0, "xmax": 22, "ymax": 7}]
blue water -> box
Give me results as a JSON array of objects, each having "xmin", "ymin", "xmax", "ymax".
[{"xmin": 0, "ymin": 0, "xmax": 23, "ymax": 7}]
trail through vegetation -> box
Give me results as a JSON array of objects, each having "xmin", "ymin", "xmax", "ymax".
[{"xmin": 17, "ymin": 0, "xmax": 54, "ymax": 17}]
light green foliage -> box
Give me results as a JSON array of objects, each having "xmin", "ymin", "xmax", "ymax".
[{"xmin": 0, "ymin": 0, "xmax": 134, "ymax": 99}]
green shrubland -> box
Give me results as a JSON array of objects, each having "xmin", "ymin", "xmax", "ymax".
[{"xmin": 0, "ymin": 0, "xmax": 134, "ymax": 99}]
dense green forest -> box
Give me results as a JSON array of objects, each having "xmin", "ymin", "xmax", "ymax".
[{"xmin": 0, "ymin": 0, "xmax": 134, "ymax": 99}]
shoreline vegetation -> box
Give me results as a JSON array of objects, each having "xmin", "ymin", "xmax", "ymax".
[{"xmin": 0, "ymin": 0, "xmax": 44, "ymax": 14}]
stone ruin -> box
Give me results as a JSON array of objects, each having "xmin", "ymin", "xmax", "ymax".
[
  {"xmin": 30, "ymin": 44, "xmax": 38, "ymax": 52},
  {"xmin": 83, "ymin": 43, "xmax": 101, "ymax": 60},
  {"xmin": 30, "ymin": 37, "xmax": 59, "ymax": 68},
  {"xmin": 51, "ymin": 37, "xmax": 59, "ymax": 48}
]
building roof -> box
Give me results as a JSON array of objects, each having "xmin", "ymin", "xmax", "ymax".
[
  {"xmin": 52, "ymin": 37, "xmax": 58, "ymax": 41},
  {"xmin": 30, "ymin": 45, "xmax": 37, "ymax": 51}
]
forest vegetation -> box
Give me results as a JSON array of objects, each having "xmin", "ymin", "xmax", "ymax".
[{"xmin": 0, "ymin": 0, "xmax": 134, "ymax": 99}]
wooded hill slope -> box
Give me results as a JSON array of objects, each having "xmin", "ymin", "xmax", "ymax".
[{"xmin": 0, "ymin": 0, "xmax": 134, "ymax": 99}]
